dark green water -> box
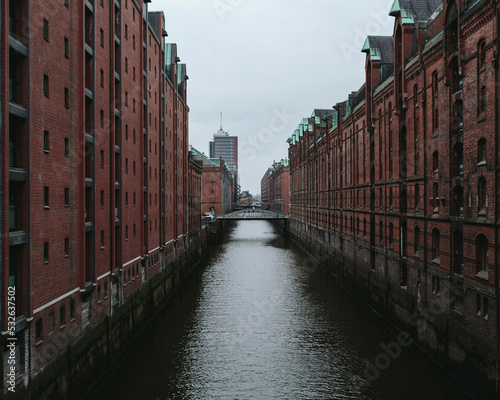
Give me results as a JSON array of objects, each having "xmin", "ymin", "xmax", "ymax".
[{"xmin": 95, "ymin": 220, "xmax": 469, "ymax": 400}]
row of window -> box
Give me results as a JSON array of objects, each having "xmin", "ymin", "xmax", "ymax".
[{"xmin": 35, "ymin": 280, "xmax": 109, "ymax": 343}]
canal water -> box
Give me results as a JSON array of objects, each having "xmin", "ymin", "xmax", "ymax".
[{"xmin": 95, "ymin": 221, "xmax": 468, "ymax": 400}]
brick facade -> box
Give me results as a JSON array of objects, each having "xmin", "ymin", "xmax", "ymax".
[
  {"xmin": 1, "ymin": 0, "xmax": 200, "ymax": 393},
  {"xmin": 286, "ymin": 0, "xmax": 500, "ymax": 396},
  {"xmin": 261, "ymin": 160, "xmax": 290, "ymax": 215}
]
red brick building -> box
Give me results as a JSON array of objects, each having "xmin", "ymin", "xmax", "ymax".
[
  {"xmin": 1, "ymin": 0, "xmax": 201, "ymax": 393},
  {"xmin": 261, "ymin": 159, "xmax": 290, "ymax": 215},
  {"xmin": 287, "ymin": 0, "xmax": 500, "ymax": 395},
  {"xmin": 260, "ymin": 167, "xmax": 272, "ymax": 209},
  {"xmin": 191, "ymin": 148, "xmax": 235, "ymax": 215}
]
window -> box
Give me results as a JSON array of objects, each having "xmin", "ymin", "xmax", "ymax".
[
  {"xmin": 100, "ymin": 69, "xmax": 104, "ymax": 87},
  {"xmin": 65, "ymin": 138, "xmax": 69, "ymax": 157},
  {"xmin": 477, "ymin": 138, "xmax": 486, "ymax": 164},
  {"xmin": 125, "ymin": 225, "xmax": 128, "ymax": 241},
  {"xmin": 432, "ymin": 151, "xmax": 439, "ymax": 172},
  {"xmin": 44, "ymin": 186, "xmax": 49, "ymax": 206},
  {"xmin": 64, "ymin": 188, "xmax": 69, "ymax": 206},
  {"xmin": 432, "ymin": 228, "xmax": 440, "ymax": 263},
  {"xmin": 60, "ymin": 305, "xmax": 65, "ymax": 327},
  {"xmin": 133, "ymin": 224, "xmax": 136, "ymax": 238},
  {"xmin": 125, "ymin": 91, "xmax": 128, "ymax": 107},
  {"xmin": 433, "ymin": 182, "xmax": 439, "ymax": 212},
  {"xmin": 43, "ymin": 242, "xmax": 49, "ymax": 264},
  {"xmin": 413, "ymin": 84, "xmax": 418, "ymax": 108},
  {"xmin": 478, "ymin": 177, "xmax": 487, "ymax": 212},
  {"xmin": 133, "ymin": 98, "xmax": 136, "ymax": 113},
  {"xmin": 479, "ymin": 86, "xmax": 486, "ymax": 117},
  {"xmin": 100, "ymin": 190, "xmax": 104, "ymax": 208},
  {"xmin": 64, "ymin": 37, "xmax": 69, "ymax": 58},
  {"xmin": 43, "ymin": 18, "xmax": 49, "ymax": 41},
  {"xmin": 476, "ymin": 234, "xmax": 488, "ymax": 278},
  {"xmin": 100, "ymin": 150, "xmax": 104, "ymax": 168},
  {"xmin": 100, "ymin": 231, "xmax": 104, "ymax": 247},
  {"xmin": 36, "ymin": 319, "xmax": 43, "ymax": 342},
  {"xmin": 64, "ymin": 238, "xmax": 69, "ymax": 257},
  {"xmin": 133, "ymin": 192, "xmax": 136, "ymax": 207},
  {"xmin": 133, "ymin": 34, "xmax": 135, "ymax": 50},
  {"xmin": 133, "ymin": 161, "xmax": 136, "ymax": 176},
  {"xmin": 125, "ymin": 125, "xmax": 128, "ymax": 140},
  {"xmin": 125, "ymin": 192, "xmax": 128, "ymax": 207},
  {"xmin": 125, "ymin": 57, "xmax": 128, "ymax": 73},
  {"xmin": 43, "ymin": 74, "xmax": 49, "ymax": 97},
  {"xmin": 133, "ymin": 66, "xmax": 136, "ymax": 81},
  {"xmin": 44, "ymin": 130, "xmax": 49, "ymax": 152},
  {"xmin": 125, "ymin": 24, "xmax": 128, "ymax": 39},
  {"xmin": 479, "ymin": 40, "xmax": 486, "ymax": 70},
  {"xmin": 125, "ymin": 158, "xmax": 128, "ymax": 174},
  {"xmin": 70, "ymin": 299, "xmax": 75, "ymax": 320},
  {"xmin": 65, "ymin": 87, "xmax": 69, "ymax": 109},
  {"xmin": 100, "ymin": 28, "xmax": 104, "ymax": 47},
  {"xmin": 414, "ymin": 226, "xmax": 421, "ymax": 257}
]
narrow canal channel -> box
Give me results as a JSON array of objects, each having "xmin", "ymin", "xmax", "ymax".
[{"xmin": 95, "ymin": 221, "xmax": 468, "ymax": 400}]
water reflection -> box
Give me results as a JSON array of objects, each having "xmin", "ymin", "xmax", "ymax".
[{"xmin": 95, "ymin": 221, "xmax": 468, "ymax": 400}]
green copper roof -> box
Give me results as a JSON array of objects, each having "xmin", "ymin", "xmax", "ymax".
[
  {"xmin": 389, "ymin": 0, "xmax": 415, "ymax": 24},
  {"xmin": 362, "ymin": 37, "xmax": 382, "ymax": 61}
]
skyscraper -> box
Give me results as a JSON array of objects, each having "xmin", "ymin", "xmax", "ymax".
[{"xmin": 209, "ymin": 114, "xmax": 238, "ymax": 172}]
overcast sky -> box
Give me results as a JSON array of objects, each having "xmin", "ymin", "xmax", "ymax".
[{"xmin": 150, "ymin": 0, "xmax": 396, "ymax": 195}]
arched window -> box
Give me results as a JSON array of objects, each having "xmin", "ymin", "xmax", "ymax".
[
  {"xmin": 363, "ymin": 218, "xmax": 367, "ymax": 239},
  {"xmin": 414, "ymin": 225, "xmax": 421, "ymax": 256},
  {"xmin": 478, "ymin": 177, "xmax": 487, "ymax": 212},
  {"xmin": 432, "ymin": 151, "xmax": 439, "ymax": 172},
  {"xmin": 477, "ymin": 138, "xmax": 486, "ymax": 164},
  {"xmin": 414, "ymin": 84, "xmax": 418, "ymax": 108},
  {"xmin": 479, "ymin": 40, "xmax": 486, "ymax": 70},
  {"xmin": 432, "ymin": 228, "xmax": 440, "ymax": 263},
  {"xmin": 476, "ymin": 234, "xmax": 488, "ymax": 277}
]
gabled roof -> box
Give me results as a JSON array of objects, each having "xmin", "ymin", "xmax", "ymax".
[
  {"xmin": 362, "ymin": 36, "xmax": 394, "ymax": 64},
  {"xmin": 389, "ymin": 0, "xmax": 443, "ymax": 23}
]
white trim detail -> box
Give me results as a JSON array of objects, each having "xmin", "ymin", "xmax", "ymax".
[
  {"xmin": 33, "ymin": 288, "xmax": 80, "ymax": 314},
  {"xmin": 149, "ymin": 246, "xmax": 160, "ymax": 254},
  {"xmin": 123, "ymin": 256, "xmax": 142, "ymax": 268},
  {"xmin": 97, "ymin": 271, "xmax": 111, "ymax": 281}
]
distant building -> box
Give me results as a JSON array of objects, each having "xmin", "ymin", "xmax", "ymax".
[
  {"xmin": 209, "ymin": 116, "xmax": 238, "ymax": 170},
  {"xmin": 191, "ymin": 148, "xmax": 235, "ymax": 215},
  {"xmin": 261, "ymin": 160, "xmax": 290, "ymax": 214}
]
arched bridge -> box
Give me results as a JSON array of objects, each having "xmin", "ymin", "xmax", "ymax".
[{"xmin": 216, "ymin": 209, "xmax": 289, "ymax": 221}]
